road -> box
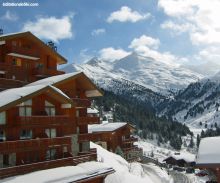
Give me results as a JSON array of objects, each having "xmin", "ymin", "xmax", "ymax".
[{"xmin": 169, "ymin": 171, "xmax": 192, "ymax": 183}]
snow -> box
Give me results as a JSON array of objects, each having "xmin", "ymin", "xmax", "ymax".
[
  {"xmin": 196, "ymin": 136, "xmax": 220, "ymax": 164},
  {"xmin": 87, "ymin": 108, "xmax": 99, "ymax": 114},
  {"xmin": 91, "ymin": 142, "xmax": 172, "ymax": 183},
  {"xmin": 27, "ymin": 72, "xmax": 81, "ymax": 86},
  {"xmin": 136, "ymin": 139, "xmax": 195, "ymax": 163},
  {"xmin": 0, "ymin": 85, "xmax": 70, "ymax": 109},
  {"xmin": 165, "ymin": 152, "xmax": 195, "ymax": 163},
  {"xmin": 88, "ymin": 122, "xmax": 127, "ymax": 133},
  {"xmin": 62, "ymin": 52, "xmax": 203, "ymax": 94},
  {"xmin": 1, "ymin": 162, "xmax": 113, "ymax": 183},
  {"xmin": 0, "ymin": 31, "xmax": 28, "ymax": 38}
]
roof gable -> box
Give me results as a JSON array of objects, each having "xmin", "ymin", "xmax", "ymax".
[
  {"xmin": 0, "ymin": 85, "xmax": 73, "ymax": 112},
  {"xmin": 0, "ymin": 31, "xmax": 67, "ymax": 65},
  {"xmin": 27, "ymin": 72, "xmax": 103, "ymax": 97}
]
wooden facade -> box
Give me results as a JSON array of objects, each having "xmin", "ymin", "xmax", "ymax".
[
  {"xmin": 88, "ymin": 123, "xmax": 143, "ymax": 161},
  {"xmin": 0, "ymin": 32, "xmax": 111, "ymax": 181},
  {"xmin": 0, "ymin": 32, "xmax": 66, "ymax": 91}
]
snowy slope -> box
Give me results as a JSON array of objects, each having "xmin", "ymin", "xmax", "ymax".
[
  {"xmin": 90, "ymin": 142, "xmax": 172, "ymax": 183},
  {"xmin": 159, "ymin": 72, "xmax": 220, "ymax": 128},
  {"xmin": 62, "ymin": 52, "xmax": 203, "ymax": 95}
]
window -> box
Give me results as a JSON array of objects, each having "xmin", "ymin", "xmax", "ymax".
[
  {"xmin": 46, "ymin": 149, "xmax": 56, "ymax": 160},
  {"xmin": 12, "ymin": 58, "xmax": 21, "ymax": 66},
  {"xmin": 20, "ymin": 129, "xmax": 32, "ymax": 140},
  {"xmin": 18, "ymin": 100, "xmax": 32, "ymax": 117},
  {"xmin": 122, "ymin": 136, "xmax": 126, "ymax": 141},
  {"xmin": 0, "ymin": 130, "xmax": 5, "ymax": 142},
  {"xmin": 45, "ymin": 101, "xmax": 55, "ymax": 116},
  {"xmin": 0, "ymin": 111, "xmax": 6, "ymax": 125},
  {"xmin": 35, "ymin": 63, "xmax": 44, "ymax": 69},
  {"xmin": 45, "ymin": 128, "xmax": 56, "ymax": 138},
  {"xmin": 3, "ymin": 154, "xmax": 9, "ymax": 167}
]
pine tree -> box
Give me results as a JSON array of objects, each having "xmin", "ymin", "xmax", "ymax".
[
  {"xmin": 196, "ymin": 134, "xmax": 201, "ymax": 147},
  {"xmin": 189, "ymin": 135, "xmax": 194, "ymax": 148}
]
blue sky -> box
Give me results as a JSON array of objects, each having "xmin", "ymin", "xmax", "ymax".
[{"xmin": 1, "ymin": 0, "xmax": 220, "ymax": 67}]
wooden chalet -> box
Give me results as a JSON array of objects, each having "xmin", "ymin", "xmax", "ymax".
[
  {"xmin": 27, "ymin": 72, "xmax": 103, "ymax": 154},
  {"xmin": 88, "ymin": 122, "xmax": 143, "ymax": 161},
  {"xmin": 0, "ymin": 31, "xmax": 116, "ymax": 181},
  {"xmin": 0, "ymin": 71, "xmax": 106, "ymax": 179},
  {"xmin": 196, "ymin": 137, "xmax": 220, "ymax": 182},
  {"xmin": 0, "ymin": 31, "xmax": 66, "ymax": 91},
  {"xmin": 163, "ymin": 153, "xmax": 195, "ymax": 167}
]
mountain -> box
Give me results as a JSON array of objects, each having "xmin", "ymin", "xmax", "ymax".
[
  {"xmin": 183, "ymin": 61, "xmax": 220, "ymax": 76},
  {"xmin": 158, "ymin": 72, "xmax": 220, "ymax": 128},
  {"xmin": 63, "ymin": 53, "xmax": 203, "ymax": 95}
]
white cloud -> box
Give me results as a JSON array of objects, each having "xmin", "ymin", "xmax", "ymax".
[
  {"xmin": 158, "ymin": 0, "xmax": 196, "ymax": 18},
  {"xmin": 107, "ymin": 6, "xmax": 151, "ymax": 23},
  {"xmin": 91, "ymin": 28, "xmax": 106, "ymax": 36},
  {"xmin": 158, "ymin": 0, "xmax": 220, "ymax": 45},
  {"xmin": 1, "ymin": 11, "xmax": 18, "ymax": 21},
  {"xmin": 161, "ymin": 21, "xmax": 194, "ymax": 34},
  {"xmin": 129, "ymin": 35, "xmax": 186, "ymax": 66},
  {"xmin": 78, "ymin": 49, "xmax": 93, "ymax": 63},
  {"xmin": 129, "ymin": 35, "xmax": 160, "ymax": 49},
  {"xmin": 197, "ymin": 47, "xmax": 220, "ymax": 64},
  {"xmin": 22, "ymin": 14, "xmax": 73, "ymax": 42},
  {"xmin": 99, "ymin": 47, "xmax": 131, "ymax": 61}
]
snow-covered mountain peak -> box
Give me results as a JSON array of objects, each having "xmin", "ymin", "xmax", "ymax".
[{"xmin": 62, "ymin": 53, "xmax": 203, "ymax": 94}]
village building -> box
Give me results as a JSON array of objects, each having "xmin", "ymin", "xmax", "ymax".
[
  {"xmin": 196, "ymin": 136, "xmax": 220, "ymax": 182},
  {"xmin": 0, "ymin": 31, "xmax": 115, "ymax": 181},
  {"xmin": 88, "ymin": 122, "xmax": 143, "ymax": 161},
  {"xmin": 163, "ymin": 152, "xmax": 195, "ymax": 167},
  {"xmin": 27, "ymin": 72, "xmax": 103, "ymax": 154},
  {"xmin": 0, "ymin": 31, "xmax": 66, "ymax": 91},
  {"xmin": 0, "ymin": 83, "xmax": 102, "ymax": 178}
]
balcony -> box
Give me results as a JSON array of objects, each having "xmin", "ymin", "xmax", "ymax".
[
  {"xmin": 0, "ymin": 149, "xmax": 97, "ymax": 179},
  {"xmin": 122, "ymin": 137, "xmax": 138, "ymax": 144},
  {"xmin": 77, "ymin": 116, "xmax": 100, "ymax": 125},
  {"xmin": 72, "ymin": 98, "xmax": 91, "ymax": 108},
  {"xmin": 0, "ymin": 78, "xmax": 25, "ymax": 91},
  {"xmin": 32, "ymin": 68, "xmax": 65, "ymax": 77},
  {"xmin": 8, "ymin": 46, "xmax": 40, "ymax": 58},
  {"xmin": 0, "ymin": 136, "xmax": 71, "ymax": 154},
  {"xmin": 122, "ymin": 145, "xmax": 140, "ymax": 152},
  {"xmin": 78, "ymin": 133, "xmax": 101, "ymax": 142},
  {"xmin": 16, "ymin": 115, "xmax": 71, "ymax": 127}
]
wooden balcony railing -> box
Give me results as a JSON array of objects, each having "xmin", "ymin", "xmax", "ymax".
[
  {"xmin": 8, "ymin": 46, "xmax": 40, "ymax": 58},
  {"xmin": 0, "ymin": 149, "xmax": 97, "ymax": 179},
  {"xmin": 0, "ymin": 78, "xmax": 26, "ymax": 90},
  {"xmin": 72, "ymin": 98, "xmax": 91, "ymax": 108},
  {"xmin": 122, "ymin": 137, "xmax": 138, "ymax": 144},
  {"xmin": 0, "ymin": 136, "xmax": 71, "ymax": 154},
  {"xmin": 16, "ymin": 115, "xmax": 71, "ymax": 126},
  {"xmin": 77, "ymin": 116, "xmax": 100, "ymax": 125},
  {"xmin": 78, "ymin": 133, "xmax": 101, "ymax": 142},
  {"xmin": 122, "ymin": 145, "xmax": 140, "ymax": 152},
  {"xmin": 32, "ymin": 68, "xmax": 65, "ymax": 77}
]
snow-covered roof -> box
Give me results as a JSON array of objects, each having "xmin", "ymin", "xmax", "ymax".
[
  {"xmin": 0, "ymin": 31, "xmax": 28, "ymax": 38},
  {"xmin": 1, "ymin": 161, "xmax": 114, "ymax": 183},
  {"xmin": 88, "ymin": 122, "xmax": 127, "ymax": 133},
  {"xmin": 87, "ymin": 108, "xmax": 99, "ymax": 114},
  {"xmin": 0, "ymin": 85, "xmax": 71, "ymax": 111},
  {"xmin": 27, "ymin": 72, "xmax": 81, "ymax": 86},
  {"xmin": 196, "ymin": 136, "xmax": 220, "ymax": 165},
  {"xmin": 164, "ymin": 152, "xmax": 195, "ymax": 163}
]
